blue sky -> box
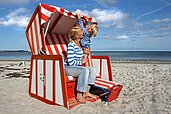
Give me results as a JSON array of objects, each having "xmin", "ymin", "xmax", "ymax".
[{"xmin": 0, "ymin": 0, "xmax": 171, "ymax": 51}]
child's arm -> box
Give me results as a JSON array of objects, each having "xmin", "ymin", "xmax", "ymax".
[
  {"xmin": 77, "ymin": 14, "xmax": 91, "ymax": 40},
  {"xmin": 77, "ymin": 17, "xmax": 87, "ymax": 32},
  {"xmin": 85, "ymin": 16, "xmax": 90, "ymax": 28}
]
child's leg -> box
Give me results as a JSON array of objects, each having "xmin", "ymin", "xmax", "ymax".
[
  {"xmin": 83, "ymin": 53, "xmax": 89, "ymax": 66},
  {"xmin": 83, "ymin": 48, "xmax": 90, "ymax": 66}
]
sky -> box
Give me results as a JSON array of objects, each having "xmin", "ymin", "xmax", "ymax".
[{"xmin": 0, "ymin": 0, "xmax": 171, "ymax": 51}]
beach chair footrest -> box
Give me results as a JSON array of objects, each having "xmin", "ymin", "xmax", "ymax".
[{"xmin": 90, "ymin": 79, "xmax": 123, "ymax": 102}]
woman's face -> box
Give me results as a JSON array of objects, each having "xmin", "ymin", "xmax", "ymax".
[{"xmin": 77, "ymin": 29, "xmax": 83, "ymax": 39}]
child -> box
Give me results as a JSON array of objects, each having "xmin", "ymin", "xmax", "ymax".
[{"xmin": 77, "ymin": 14, "xmax": 98, "ymax": 66}]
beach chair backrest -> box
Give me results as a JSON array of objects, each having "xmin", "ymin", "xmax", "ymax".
[{"xmin": 45, "ymin": 33, "xmax": 69, "ymax": 59}]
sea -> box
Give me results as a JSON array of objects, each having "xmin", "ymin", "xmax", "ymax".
[{"xmin": 1, "ymin": 50, "xmax": 171, "ymax": 61}]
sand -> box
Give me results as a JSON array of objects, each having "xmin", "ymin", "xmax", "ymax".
[{"xmin": 0, "ymin": 60, "xmax": 171, "ymax": 114}]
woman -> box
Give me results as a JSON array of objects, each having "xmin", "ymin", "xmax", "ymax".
[{"xmin": 65, "ymin": 26, "xmax": 96, "ymax": 104}]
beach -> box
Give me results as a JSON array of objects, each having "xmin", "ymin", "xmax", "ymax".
[{"xmin": 0, "ymin": 60, "xmax": 171, "ymax": 114}]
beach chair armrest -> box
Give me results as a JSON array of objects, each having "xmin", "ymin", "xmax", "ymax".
[{"xmin": 91, "ymin": 55, "xmax": 113, "ymax": 81}]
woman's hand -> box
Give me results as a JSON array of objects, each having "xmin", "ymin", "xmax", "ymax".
[
  {"xmin": 84, "ymin": 48, "xmax": 90, "ymax": 54},
  {"xmin": 82, "ymin": 55, "xmax": 88, "ymax": 64}
]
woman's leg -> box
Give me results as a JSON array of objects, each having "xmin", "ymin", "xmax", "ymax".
[
  {"xmin": 65, "ymin": 66, "xmax": 90, "ymax": 103},
  {"xmin": 87, "ymin": 67, "xmax": 96, "ymax": 85},
  {"xmin": 65, "ymin": 66, "xmax": 90, "ymax": 92},
  {"xmin": 83, "ymin": 67, "xmax": 97, "ymax": 99}
]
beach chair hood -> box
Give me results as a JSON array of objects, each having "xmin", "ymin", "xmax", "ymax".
[
  {"xmin": 40, "ymin": 4, "xmax": 97, "ymax": 35},
  {"xmin": 26, "ymin": 3, "xmax": 97, "ymax": 55}
]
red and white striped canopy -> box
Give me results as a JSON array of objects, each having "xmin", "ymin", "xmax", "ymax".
[
  {"xmin": 40, "ymin": 3, "xmax": 97, "ymax": 34},
  {"xmin": 26, "ymin": 3, "xmax": 97, "ymax": 55}
]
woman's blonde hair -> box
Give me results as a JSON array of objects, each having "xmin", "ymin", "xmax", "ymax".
[
  {"xmin": 90, "ymin": 24, "xmax": 98, "ymax": 37},
  {"xmin": 68, "ymin": 26, "xmax": 81, "ymax": 42}
]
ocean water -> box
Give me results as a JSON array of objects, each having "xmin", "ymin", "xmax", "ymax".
[
  {"xmin": 0, "ymin": 51, "xmax": 171, "ymax": 61},
  {"xmin": 92, "ymin": 51, "xmax": 171, "ymax": 61},
  {"xmin": 0, "ymin": 51, "xmax": 31, "ymax": 60}
]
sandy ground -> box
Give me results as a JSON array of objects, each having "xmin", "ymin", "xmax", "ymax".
[{"xmin": 0, "ymin": 60, "xmax": 171, "ymax": 114}]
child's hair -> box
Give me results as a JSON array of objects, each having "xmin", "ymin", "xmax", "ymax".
[
  {"xmin": 68, "ymin": 26, "xmax": 81, "ymax": 42},
  {"xmin": 89, "ymin": 24, "xmax": 98, "ymax": 37}
]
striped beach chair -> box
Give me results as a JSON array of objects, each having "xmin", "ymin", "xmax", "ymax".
[{"xmin": 26, "ymin": 3, "xmax": 122, "ymax": 109}]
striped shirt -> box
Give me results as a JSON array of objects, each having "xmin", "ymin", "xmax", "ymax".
[
  {"xmin": 78, "ymin": 19, "xmax": 91, "ymax": 48},
  {"xmin": 66, "ymin": 41, "xmax": 83, "ymax": 66}
]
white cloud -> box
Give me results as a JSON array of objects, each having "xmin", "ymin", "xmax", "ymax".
[
  {"xmin": 0, "ymin": 8, "xmax": 30, "ymax": 28},
  {"xmin": 115, "ymin": 35, "xmax": 129, "ymax": 40},
  {"xmin": 0, "ymin": 0, "xmax": 31, "ymax": 4},
  {"xmin": 75, "ymin": 8, "xmax": 128, "ymax": 28},
  {"xmin": 0, "ymin": 0, "xmax": 40, "ymax": 4},
  {"xmin": 162, "ymin": 18, "xmax": 171, "ymax": 22},
  {"xmin": 94, "ymin": 0, "xmax": 118, "ymax": 7},
  {"xmin": 150, "ymin": 19, "xmax": 161, "ymax": 24},
  {"xmin": 132, "ymin": 21, "xmax": 143, "ymax": 28},
  {"xmin": 150, "ymin": 18, "xmax": 171, "ymax": 24}
]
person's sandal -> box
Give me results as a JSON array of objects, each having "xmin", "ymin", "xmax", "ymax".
[
  {"xmin": 83, "ymin": 93, "xmax": 97, "ymax": 100},
  {"xmin": 76, "ymin": 96, "xmax": 86, "ymax": 104}
]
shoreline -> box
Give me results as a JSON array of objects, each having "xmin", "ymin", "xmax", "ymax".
[
  {"xmin": 1, "ymin": 59, "xmax": 171, "ymax": 64},
  {"xmin": 0, "ymin": 60, "xmax": 30, "ymax": 62},
  {"xmin": 111, "ymin": 60, "xmax": 171, "ymax": 64}
]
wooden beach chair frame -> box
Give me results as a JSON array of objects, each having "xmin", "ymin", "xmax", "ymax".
[{"xmin": 25, "ymin": 3, "xmax": 122, "ymax": 109}]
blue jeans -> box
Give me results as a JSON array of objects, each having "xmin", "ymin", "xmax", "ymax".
[{"xmin": 65, "ymin": 66, "xmax": 96, "ymax": 92}]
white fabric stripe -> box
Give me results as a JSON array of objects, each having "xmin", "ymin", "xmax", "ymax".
[
  {"xmin": 96, "ymin": 78, "xmax": 115, "ymax": 85},
  {"xmin": 31, "ymin": 21, "xmax": 38, "ymax": 54},
  {"xmin": 31, "ymin": 59, "xmax": 36, "ymax": 94},
  {"xmin": 45, "ymin": 4, "xmax": 71, "ymax": 18},
  {"xmin": 47, "ymin": 34, "xmax": 57, "ymax": 55},
  {"xmin": 45, "ymin": 60, "xmax": 53, "ymax": 101},
  {"xmin": 67, "ymin": 76, "xmax": 74, "ymax": 80},
  {"xmin": 58, "ymin": 35, "xmax": 67, "ymax": 51},
  {"xmin": 96, "ymin": 73, "xmax": 100, "ymax": 76},
  {"xmin": 37, "ymin": 60, "xmax": 44, "ymax": 97},
  {"xmin": 92, "ymin": 59, "xmax": 100, "ymax": 74},
  {"xmin": 63, "ymin": 12, "xmax": 69, "ymax": 16},
  {"xmin": 41, "ymin": 6, "xmax": 53, "ymax": 18},
  {"xmin": 95, "ymin": 80, "xmax": 114, "ymax": 88},
  {"xmin": 45, "ymin": 46, "xmax": 50, "ymax": 55},
  {"xmin": 52, "ymin": 34, "xmax": 62, "ymax": 54},
  {"xmin": 69, "ymin": 12, "xmax": 76, "ymax": 18},
  {"xmin": 53, "ymin": 6, "xmax": 61, "ymax": 12},
  {"xmin": 35, "ymin": 14, "xmax": 42, "ymax": 52},
  {"xmin": 41, "ymin": 19, "xmax": 46, "ymax": 24},
  {"xmin": 55, "ymin": 61, "xmax": 64, "ymax": 106},
  {"xmin": 28, "ymin": 29, "xmax": 33, "ymax": 49},
  {"xmin": 102, "ymin": 59, "xmax": 109, "ymax": 80}
]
